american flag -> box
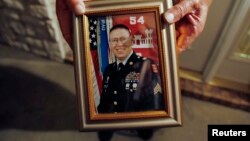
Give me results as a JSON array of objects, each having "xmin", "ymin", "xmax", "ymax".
[
  {"xmin": 89, "ymin": 18, "xmax": 98, "ymax": 50},
  {"xmin": 88, "ymin": 17, "xmax": 102, "ymax": 108}
]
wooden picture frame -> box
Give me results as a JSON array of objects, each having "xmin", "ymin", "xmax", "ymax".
[{"xmin": 73, "ymin": 0, "xmax": 181, "ymax": 131}]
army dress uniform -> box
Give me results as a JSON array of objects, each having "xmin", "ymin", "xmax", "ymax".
[{"xmin": 98, "ymin": 52, "xmax": 164, "ymax": 113}]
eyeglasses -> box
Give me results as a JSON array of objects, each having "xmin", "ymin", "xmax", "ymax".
[{"xmin": 109, "ymin": 37, "xmax": 130, "ymax": 45}]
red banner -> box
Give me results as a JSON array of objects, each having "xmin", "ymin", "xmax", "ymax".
[{"xmin": 112, "ymin": 12, "xmax": 159, "ymax": 64}]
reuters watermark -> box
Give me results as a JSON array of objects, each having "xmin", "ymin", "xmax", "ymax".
[{"xmin": 208, "ymin": 125, "xmax": 249, "ymax": 140}]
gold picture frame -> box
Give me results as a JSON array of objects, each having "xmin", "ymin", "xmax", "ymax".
[{"xmin": 74, "ymin": 0, "xmax": 181, "ymax": 131}]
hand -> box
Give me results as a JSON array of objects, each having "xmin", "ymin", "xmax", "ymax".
[
  {"xmin": 164, "ymin": 0, "xmax": 212, "ymax": 53},
  {"xmin": 56, "ymin": 0, "xmax": 211, "ymax": 52},
  {"xmin": 56, "ymin": 0, "xmax": 85, "ymax": 48}
]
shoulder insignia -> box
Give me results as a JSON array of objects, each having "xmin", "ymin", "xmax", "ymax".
[
  {"xmin": 154, "ymin": 83, "xmax": 162, "ymax": 95},
  {"xmin": 151, "ymin": 64, "xmax": 158, "ymax": 73}
]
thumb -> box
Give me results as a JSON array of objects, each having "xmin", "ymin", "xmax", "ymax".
[
  {"xmin": 67, "ymin": 0, "xmax": 85, "ymax": 15},
  {"xmin": 164, "ymin": 0, "xmax": 197, "ymax": 24}
]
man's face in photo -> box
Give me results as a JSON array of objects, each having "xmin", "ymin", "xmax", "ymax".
[{"xmin": 109, "ymin": 28, "xmax": 133, "ymax": 61}]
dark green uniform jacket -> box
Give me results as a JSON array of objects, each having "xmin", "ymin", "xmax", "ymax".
[{"xmin": 98, "ymin": 52, "xmax": 164, "ymax": 113}]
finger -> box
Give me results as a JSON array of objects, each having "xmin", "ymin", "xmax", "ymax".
[
  {"xmin": 177, "ymin": 34, "xmax": 186, "ymax": 50},
  {"xmin": 179, "ymin": 23, "xmax": 191, "ymax": 35},
  {"xmin": 176, "ymin": 24, "xmax": 192, "ymax": 51},
  {"xmin": 177, "ymin": 34, "xmax": 190, "ymax": 50},
  {"xmin": 186, "ymin": 14, "xmax": 199, "ymax": 26},
  {"xmin": 56, "ymin": 0, "xmax": 74, "ymax": 48},
  {"xmin": 67, "ymin": 0, "xmax": 85, "ymax": 15},
  {"xmin": 188, "ymin": 14, "xmax": 204, "ymax": 36},
  {"xmin": 164, "ymin": 0, "xmax": 198, "ymax": 24},
  {"xmin": 190, "ymin": 13, "xmax": 201, "ymax": 21}
]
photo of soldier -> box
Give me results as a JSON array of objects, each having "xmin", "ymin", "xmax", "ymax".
[{"xmin": 97, "ymin": 24, "xmax": 164, "ymax": 113}]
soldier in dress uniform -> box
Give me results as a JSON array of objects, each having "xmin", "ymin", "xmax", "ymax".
[
  {"xmin": 98, "ymin": 24, "xmax": 164, "ymax": 113},
  {"xmin": 97, "ymin": 24, "xmax": 164, "ymax": 141},
  {"xmin": 98, "ymin": 51, "xmax": 164, "ymax": 113}
]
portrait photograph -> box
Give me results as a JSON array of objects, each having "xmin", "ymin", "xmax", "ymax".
[
  {"xmin": 88, "ymin": 12, "xmax": 164, "ymax": 112},
  {"xmin": 73, "ymin": 0, "xmax": 181, "ymax": 131}
]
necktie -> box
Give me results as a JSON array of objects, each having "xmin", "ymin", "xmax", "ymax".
[{"xmin": 118, "ymin": 63, "xmax": 124, "ymax": 71}]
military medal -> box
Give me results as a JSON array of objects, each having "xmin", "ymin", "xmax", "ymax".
[
  {"xmin": 125, "ymin": 83, "xmax": 129, "ymax": 90},
  {"xmin": 132, "ymin": 83, "xmax": 137, "ymax": 90}
]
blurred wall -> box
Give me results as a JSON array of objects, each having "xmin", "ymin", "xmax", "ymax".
[{"xmin": 0, "ymin": 0, "xmax": 68, "ymax": 61}]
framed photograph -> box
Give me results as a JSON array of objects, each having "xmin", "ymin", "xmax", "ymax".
[{"xmin": 74, "ymin": 0, "xmax": 181, "ymax": 131}]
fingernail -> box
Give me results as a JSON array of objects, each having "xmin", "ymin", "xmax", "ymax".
[
  {"xmin": 165, "ymin": 13, "xmax": 174, "ymax": 23},
  {"xmin": 75, "ymin": 3, "xmax": 85, "ymax": 15}
]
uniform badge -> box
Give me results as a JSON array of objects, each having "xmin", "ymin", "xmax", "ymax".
[
  {"xmin": 125, "ymin": 83, "xmax": 129, "ymax": 90},
  {"xmin": 154, "ymin": 83, "xmax": 162, "ymax": 95},
  {"xmin": 106, "ymin": 76, "xmax": 110, "ymax": 82},
  {"xmin": 126, "ymin": 72, "xmax": 140, "ymax": 83},
  {"xmin": 125, "ymin": 73, "xmax": 132, "ymax": 83},
  {"xmin": 104, "ymin": 84, "xmax": 108, "ymax": 89},
  {"xmin": 132, "ymin": 83, "xmax": 137, "ymax": 90},
  {"xmin": 125, "ymin": 72, "xmax": 140, "ymax": 92},
  {"xmin": 151, "ymin": 64, "xmax": 158, "ymax": 73},
  {"xmin": 129, "ymin": 61, "xmax": 133, "ymax": 65}
]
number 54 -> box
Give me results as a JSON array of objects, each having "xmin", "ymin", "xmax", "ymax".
[{"xmin": 130, "ymin": 16, "xmax": 145, "ymax": 25}]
